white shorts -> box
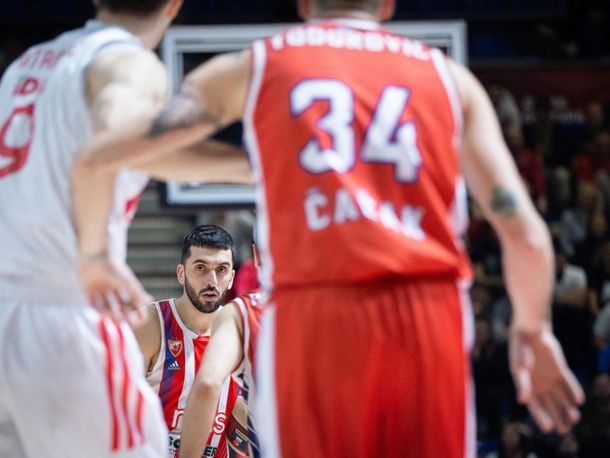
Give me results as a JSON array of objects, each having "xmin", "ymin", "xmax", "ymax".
[{"xmin": 0, "ymin": 299, "xmax": 167, "ymax": 458}]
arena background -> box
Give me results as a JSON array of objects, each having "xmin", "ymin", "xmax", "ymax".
[{"xmin": 1, "ymin": 1, "xmax": 609, "ymax": 456}]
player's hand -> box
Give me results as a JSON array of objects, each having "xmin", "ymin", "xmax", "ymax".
[
  {"xmin": 509, "ymin": 325, "xmax": 585, "ymax": 434},
  {"xmin": 78, "ymin": 252, "xmax": 152, "ymax": 327}
]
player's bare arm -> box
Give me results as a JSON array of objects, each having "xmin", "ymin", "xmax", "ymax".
[
  {"xmin": 450, "ymin": 59, "xmax": 584, "ymax": 434},
  {"xmin": 74, "ymin": 49, "xmax": 166, "ymax": 323},
  {"xmin": 131, "ymin": 139, "xmax": 253, "ymax": 184},
  {"xmin": 80, "ymin": 49, "xmax": 252, "ymax": 170},
  {"xmin": 131, "ymin": 303, "xmax": 163, "ymax": 372},
  {"xmin": 179, "ymin": 302, "xmax": 244, "ymax": 458}
]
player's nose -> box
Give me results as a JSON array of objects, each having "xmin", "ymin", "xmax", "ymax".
[{"xmin": 205, "ymin": 270, "xmax": 219, "ymax": 286}]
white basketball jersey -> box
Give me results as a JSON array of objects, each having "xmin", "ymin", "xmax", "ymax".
[
  {"xmin": 0, "ymin": 21, "xmax": 148, "ymax": 304},
  {"xmin": 146, "ymin": 299, "xmax": 237, "ymax": 457}
]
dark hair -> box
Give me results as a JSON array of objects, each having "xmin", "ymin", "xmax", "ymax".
[
  {"xmin": 97, "ymin": 0, "xmax": 170, "ymax": 16},
  {"xmin": 313, "ymin": 0, "xmax": 382, "ymax": 13},
  {"xmin": 180, "ymin": 225, "xmax": 235, "ymax": 264}
]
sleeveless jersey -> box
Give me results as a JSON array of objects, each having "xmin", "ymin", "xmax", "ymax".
[
  {"xmin": 147, "ymin": 299, "xmax": 237, "ymax": 458},
  {"xmin": 231, "ymin": 292, "xmax": 265, "ymax": 458},
  {"xmin": 243, "ymin": 19, "xmax": 471, "ymax": 292},
  {"xmin": 0, "ymin": 20, "xmax": 148, "ymax": 304}
]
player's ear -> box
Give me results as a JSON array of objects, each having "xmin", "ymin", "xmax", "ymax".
[
  {"xmin": 379, "ymin": 0, "xmax": 396, "ymax": 21},
  {"xmin": 227, "ymin": 269, "xmax": 235, "ymax": 290},
  {"xmin": 164, "ymin": 0, "xmax": 183, "ymax": 20},
  {"xmin": 176, "ymin": 264, "xmax": 185, "ymax": 285}
]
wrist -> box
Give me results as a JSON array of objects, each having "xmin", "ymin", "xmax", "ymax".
[
  {"xmin": 510, "ymin": 321, "xmax": 552, "ymax": 338},
  {"xmin": 79, "ymin": 248, "xmax": 109, "ymax": 264}
]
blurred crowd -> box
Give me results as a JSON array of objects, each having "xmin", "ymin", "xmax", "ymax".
[{"xmin": 472, "ymin": 83, "xmax": 610, "ymax": 457}]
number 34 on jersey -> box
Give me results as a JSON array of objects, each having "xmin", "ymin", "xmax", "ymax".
[{"xmin": 291, "ymin": 78, "xmax": 426, "ymax": 240}]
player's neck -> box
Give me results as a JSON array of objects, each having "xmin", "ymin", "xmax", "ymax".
[
  {"xmin": 94, "ymin": 10, "xmax": 163, "ymax": 50},
  {"xmin": 174, "ymin": 295, "xmax": 220, "ymax": 336},
  {"xmin": 312, "ymin": 9, "xmax": 379, "ymax": 22}
]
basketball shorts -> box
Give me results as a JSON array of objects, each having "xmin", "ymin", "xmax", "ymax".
[
  {"xmin": 256, "ymin": 276, "xmax": 475, "ymax": 458},
  {"xmin": 0, "ymin": 299, "xmax": 167, "ymax": 458}
]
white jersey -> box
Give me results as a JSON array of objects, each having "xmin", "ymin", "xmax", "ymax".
[
  {"xmin": 146, "ymin": 299, "xmax": 237, "ymax": 457},
  {"xmin": 0, "ymin": 20, "xmax": 148, "ymax": 304}
]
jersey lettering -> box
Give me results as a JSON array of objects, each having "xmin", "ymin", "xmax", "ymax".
[
  {"xmin": 293, "ymin": 79, "xmax": 355, "ymax": 174},
  {"xmin": 304, "ymin": 185, "xmax": 425, "ymax": 239},
  {"xmin": 362, "ymin": 86, "xmax": 422, "ymax": 182},
  {"xmin": 291, "ymin": 79, "xmax": 422, "ymax": 181},
  {"xmin": 0, "ymin": 103, "xmax": 35, "ymax": 179}
]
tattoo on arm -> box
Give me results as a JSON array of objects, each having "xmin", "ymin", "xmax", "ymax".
[
  {"xmin": 147, "ymin": 93, "xmax": 221, "ymax": 138},
  {"xmin": 491, "ymin": 186, "xmax": 517, "ymax": 217}
]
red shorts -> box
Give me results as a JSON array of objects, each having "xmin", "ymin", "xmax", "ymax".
[{"xmin": 256, "ymin": 276, "xmax": 475, "ymax": 458}]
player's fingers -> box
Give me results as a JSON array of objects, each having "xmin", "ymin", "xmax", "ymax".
[
  {"xmin": 514, "ymin": 366, "xmax": 532, "ymax": 404},
  {"xmin": 554, "ymin": 383, "xmax": 583, "ymax": 428},
  {"xmin": 127, "ymin": 284, "xmax": 153, "ymax": 308},
  {"xmin": 117, "ymin": 286, "xmax": 151, "ymax": 327},
  {"xmin": 561, "ymin": 370, "xmax": 586, "ymax": 406},
  {"xmin": 104, "ymin": 291, "xmax": 124, "ymax": 321},
  {"xmin": 540, "ymin": 393, "xmax": 569, "ymax": 434},
  {"xmin": 90, "ymin": 292, "xmax": 106, "ymax": 312},
  {"xmin": 126, "ymin": 306, "xmax": 148, "ymax": 328},
  {"xmin": 527, "ymin": 397, "xmax": 553, "ymax": 433}
]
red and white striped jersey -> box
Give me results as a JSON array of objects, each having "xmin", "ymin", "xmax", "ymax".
[
  {"xmin": 243, "ymin": 19, "xmax": 472, "ymax": 292},
  {"xmin": 230, "ymin": 292, "xmax": 265, "ymax": 457},
  {"xmin": 147, "ymin": 299, "xmax": 237, "ymax": 458},
  {"xmin": 0, "ymin": 20, "xmax": 148, "ymax": 304}
]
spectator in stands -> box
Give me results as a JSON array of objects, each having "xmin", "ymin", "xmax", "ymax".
[
  {"xmin": 555, "ymin": 433, "xmax": 579, "ymax": 458},
  {"xmin": 555, "ymin": 181, "xmax": 604, "ymax": 256},
  {"xmin": 572, "ymin": 210, "xmax": 608, "ymax": 274},
  {"xmin": 490, "ymin": 293, "xmax": 512, "ymax": 344},
  {"xmin": 470, "ymin": 283, "xmax": 493, "ymax": 318},
  {"xmin": 523, "ymin": 96, "xmax": 582, "ymax": 218},
  {"xmin": 468, "ymin": 202, "xmax": 504, "ymax": 294},
  {"xmin": 552, "ymin": 240, "xmax": 596, "ymax": 382},
  {"xmin": 524, "ymin": 96, "xmax": 578, "ymax": 172},
  {"xmin": 593, "ymin": 129, "xmax": 610, "ymax": 213},
  {"xmin": 583, "ymin": 101, "xmax": 607, "ymax": 140},
  {"xmin": 594, "ymin": 300, "xmax": 610, "ymax": 351},
  {"xmin": 484, "ymin": 421, "xmax": 536, "ymax": 458},
  {"xmin": 573, "ymin": 129, "xmax": 610, "ymax": 185},
  {"xmin": 473, "ymin": 316, "xmax": 512, "ymax": 441},
  {"xmin": 554, "ymin": 240, "xmax": 588, "ymax": 308},
  {"xmin": 577, "ymin": 373, "xmax": 610, "ymax": 457},
  {"xmin": 589, "ymin": 241, "xmax": 610, "ymax": 312}
]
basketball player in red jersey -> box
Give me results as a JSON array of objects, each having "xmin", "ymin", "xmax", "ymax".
[
  {"xmin": 135, "ymin": 225, "xmax": 239, "ymax": 458},
  {"xmin": 76, "ymin": 0, "xmax": 585, "ymax": 456},
  {"xmin": 180, "ymin": 246, "xmax": 265, "ymax": 458}
]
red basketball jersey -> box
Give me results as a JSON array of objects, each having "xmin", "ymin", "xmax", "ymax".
[
  {"xmin": 148, "ymin": 299, "xmax": 237, "ymax": 458},
  {"xmin": 231, "ymin": 292, "xmax": 265, "ymax": 457},
  {"xmin": 244, "ymin": 19, "xmax": 471, "ymax": 291}
]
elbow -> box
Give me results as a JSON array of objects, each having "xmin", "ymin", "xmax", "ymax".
[{"xmin": 191, "ymin": 375, "xmax": 223, "ymax": 400}]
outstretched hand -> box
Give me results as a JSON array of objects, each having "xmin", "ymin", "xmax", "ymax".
[
  {"xmin": 509, "ymin": 326, "xmax": 585, "ymax": 434},
  {"xmin": 78, "ymin": 254, "xmax": 152, "ymax": 327}
]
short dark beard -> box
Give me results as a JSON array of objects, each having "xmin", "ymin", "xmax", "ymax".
[{"xmin": 184, "ymin": 274, "xmax": 227, "ymax": 314}]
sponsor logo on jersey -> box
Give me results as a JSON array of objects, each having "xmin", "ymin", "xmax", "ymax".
[
  {"xmin": 168, "ymin": 359, "xmax": 181, "ymax": 371},
  {"xmin": 168, "ymin": 339, "xmax": 183, "ymax": 357}
]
